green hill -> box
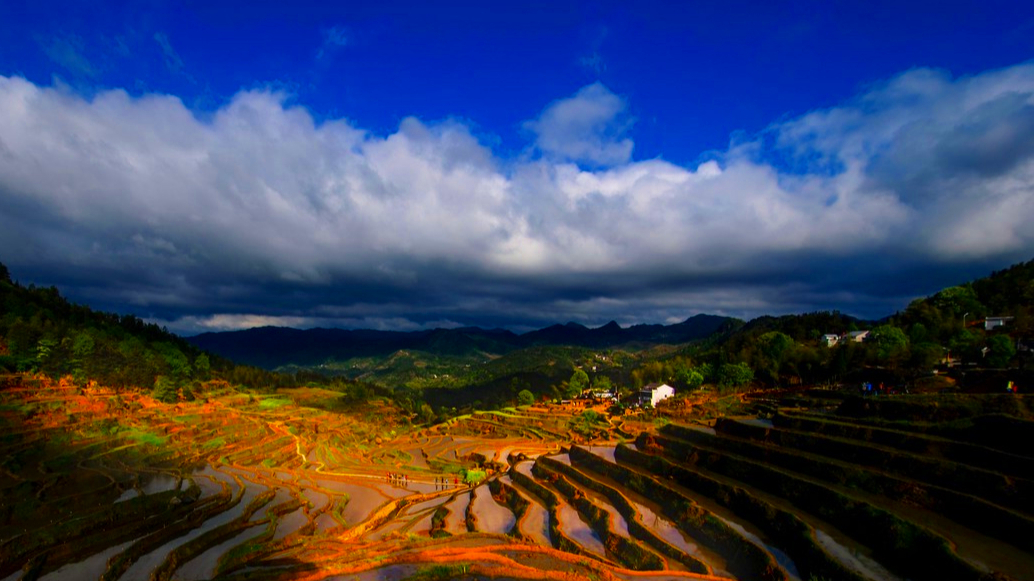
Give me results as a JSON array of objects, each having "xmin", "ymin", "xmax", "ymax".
[{"xmin": 0, "ymin": 262, "xmax": 346, "ymax": 398}]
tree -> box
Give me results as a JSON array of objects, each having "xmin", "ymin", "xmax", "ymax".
[
  {"xmin": 949, "ymin": 329, "xmax": 983, "ymax": 362},
  {"xmin": 717, "ymin": 363, "xmax": 753, "ymax": 389},
  {"xmin": 517, "ymin": 389, "xmax": 535, "ymax": 406},
  {"xmin": 570, "ymin": 409, "xmax": 605, "ymax": 438},
  {"xmin": 908, "ymin": 323, "xmax": 930, "ymax": 345},
  {"xmin": 71, "ymin": 331, "xmax": 95, "ymax": 386},
  {"xmin": 933, "ymin": 285, "xmax": 984, "ymax": 317},
  {"xmin": 156, "ymin": 343, "xmax": 192, "ymax": 381},
  {"xmin": 35, "ymin": 338, "xmax": 58, "ymax": 372},
  {"xmin": 867, "ymin": 325, "xmax": 909, "ymax": 365},
  {"xmin": 418, "ymin": 403, "xmax": 436, "ymax": 424},
  {"xmin": 463, "ymin": 469, "xmax": 487, "ymax": 485},
  {"xmin": 677, "ymin": 368, "xmax": 704, "ymax": 389},
  {"xmin": 592, "ymin": 375, "xmax": 613, "ymax": 393},
  {"xmin": 153, "ymin": 375, "xmax": 179, "ymax": 403},
  {"xmin": 569, "ymin": 369, "xmax": 589, "ymax": 394},
  {"xmin": 986, "ymin": 335, "xmax": 1016, "ymax": 368},
  {"xmin": 341, "ymin": 382, "xmax": 371, "ymax": 404},
  {"xmin": 758, "ymin": 331, "xmax": 794, "ymax": 361},
  {"xmin": 754, "ymin": 331, "xmax": 794, "ymax": 385},
  {"xmin": 194, "ymin": 353, "xmax": 211, "ymax": 380},
  {"xmin": 908, "ymin": 342, "xmax": 944, "ymax": 373},
  {"xmin": 695, "ymin": 362, "xmax": 714, "ymax": 384}
]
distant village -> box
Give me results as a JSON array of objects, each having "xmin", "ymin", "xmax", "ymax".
[
  {"xmin": 821, "ymin": 316, "xmax": 1015, "ymax": 349},
  {"xmin": 564, "ymin": 381, "xmax": 676, "ymax": 409}
]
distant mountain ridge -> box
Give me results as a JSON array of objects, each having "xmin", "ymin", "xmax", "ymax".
[{"xmin": 186, "ymin": 314, "xmax": 733, "ymax": 369}]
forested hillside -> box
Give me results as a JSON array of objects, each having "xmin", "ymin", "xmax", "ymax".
[
  {"xmin": 635, "ymin": 259, "xmax": 1034, "ymax": 393},
  {"xmin": 0, "ymin": 262, "xmax": 350, "ymax": 399}
]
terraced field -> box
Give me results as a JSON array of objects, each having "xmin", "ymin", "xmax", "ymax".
[
  {"xmin": 2, "ymin": 375, "xmax": 1029, "ymax": 580},
  {"xmin": 512, "ymin": 396, "xmax": 1032, "ymax": 581},
  {"xmin": 491, "ymin": 393, "xmax": 1032, "ymax": 581},
  {"xmin": 0, "ymin": 375, "xmax": 679, "ymax": 581}
]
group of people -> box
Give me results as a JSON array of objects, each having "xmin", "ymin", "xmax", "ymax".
[
  {"xmin": 860, "ymin": 382, "xmax": 907, "ymax": 395},
  {"xmin": 860, "ymin": 382, "xmax": 883, "ymax": 395},
  {"xmin": 385, "ymin": 472, "xmax": 460, "ymax": 489},
  {"xmin": 434, "ymin": 476, "xmax": 459, "ymax": 490}
]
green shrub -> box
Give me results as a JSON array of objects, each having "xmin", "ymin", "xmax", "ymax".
[{"xmin": 462, "ymin": 469, "xmax": 486, "ymax": 485}]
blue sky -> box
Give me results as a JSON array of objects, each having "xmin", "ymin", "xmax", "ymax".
[{"xmin": 2, "ymin": 1, "xmax": 1034, "ymax": 334}]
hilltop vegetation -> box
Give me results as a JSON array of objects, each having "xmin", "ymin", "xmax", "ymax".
[
  {"xmin": 599, "ymin": 259, "xmax": 1031, "ymax": 401},
  {"xmin": 0, "ymin": 264, "xmax": 205, "ymax": 389},
  {"xmin": 0, "ymin": 263, "xmax": 375, "ymax": 402}
]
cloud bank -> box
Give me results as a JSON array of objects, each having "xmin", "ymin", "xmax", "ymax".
[{"xmin": 1, "ymin": 63, "xmax": 1033, "ymax": 333}]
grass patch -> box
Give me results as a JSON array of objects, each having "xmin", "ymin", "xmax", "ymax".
[
  {"xmin": 405, "ymin": 563, "xmax": 471, "ymax": 580},
  {"xmin": 124, "ymin": 429, "xmax": 167, "ymax": 447},
  {"xmin": 258, "ymin": 397, "xmax": 292, "ymax": 410},
  {"xmin": 202, "ymin": 437, "xmax": 226, "ymax": 451}
]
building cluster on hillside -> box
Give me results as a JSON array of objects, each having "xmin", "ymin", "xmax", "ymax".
[
  {"xmin": 571, "ymin": 381, "xmax": 676, "ymax": 409},
  {"xmin": 823, "ymin": 316, "xmax": 1015, "ymax": 348},
  {"xmin": 822, "ymin": 330, "xmax": 869, "ymax": 347}
]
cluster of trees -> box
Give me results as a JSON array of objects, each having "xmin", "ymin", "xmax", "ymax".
[
  {"xmin": 0, "ymin": 268, "xmax": 207, "ymax": 396},
  {"xmin": 627, "ymin": 356, "xmax": 754, "ymax": 392},
  {"xmin": 0, "ymin": 264, "xmax": 372, "ymax": 403},
  {"xmin": 600, "ymin": 260, "xmax": 1033, "ymax": 394},
  {"xmin": 678, "ymin": 263, "xmax": 1030, "ymax": 389}
]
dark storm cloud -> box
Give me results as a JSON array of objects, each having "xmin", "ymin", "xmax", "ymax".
[{"xmin": 2, "ymin": 65, "xmax": 1034, "ymax": 334}]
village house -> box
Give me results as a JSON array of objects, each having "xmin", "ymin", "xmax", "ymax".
[
  {"xmin": 847, "ymin": 330, "xmax": 870, "ymax": 343},
  {"xmin": 984, "ymin": 316, "xmax": 1014, "ymax": 331},
  {"xmin": 821, "ymin": 331, "xmax": 868, "ymax": 346},
  {"xmin": 639, "ymin": 382, "xmax": 675, "ymax": 407}
]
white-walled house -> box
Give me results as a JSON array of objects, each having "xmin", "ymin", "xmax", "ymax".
[
  {"xmin": 985, "ymin": 316, "xmax": 1014, "ymax": 331},
  {"xmin": 639, "ymin": 383, "xmax": 675, "ymax": 407},
  {"xmin": 822, "ymin": 334, "xmax": 840, "ymax": 347},
  {"xmin": 847, "ymin": 330, "xmax": 870, "ymax": 343}
]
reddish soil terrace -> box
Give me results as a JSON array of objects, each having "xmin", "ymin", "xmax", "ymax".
[{"xmin": 0, "ymin": 375, "xmax": 1029, "ymax": 580}]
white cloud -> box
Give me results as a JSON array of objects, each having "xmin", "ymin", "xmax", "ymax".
[
  {"xmin": 2, "ymin": 66, "xmax": 1034, "ymax": 329},
  {"xmin": 154, "ymin": 313, "xmax": 465, "ymax": 335},
  {"xmin": 524, "ymin": 82, "xmax": 634, "ymax": 167},
  {"xmin": 770, "ymin": 64, "xmax": 1034, "ymax": 258},
  {"xmin": 165, "ymin": 314, "xmax": 314, "ymax": 332}
]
